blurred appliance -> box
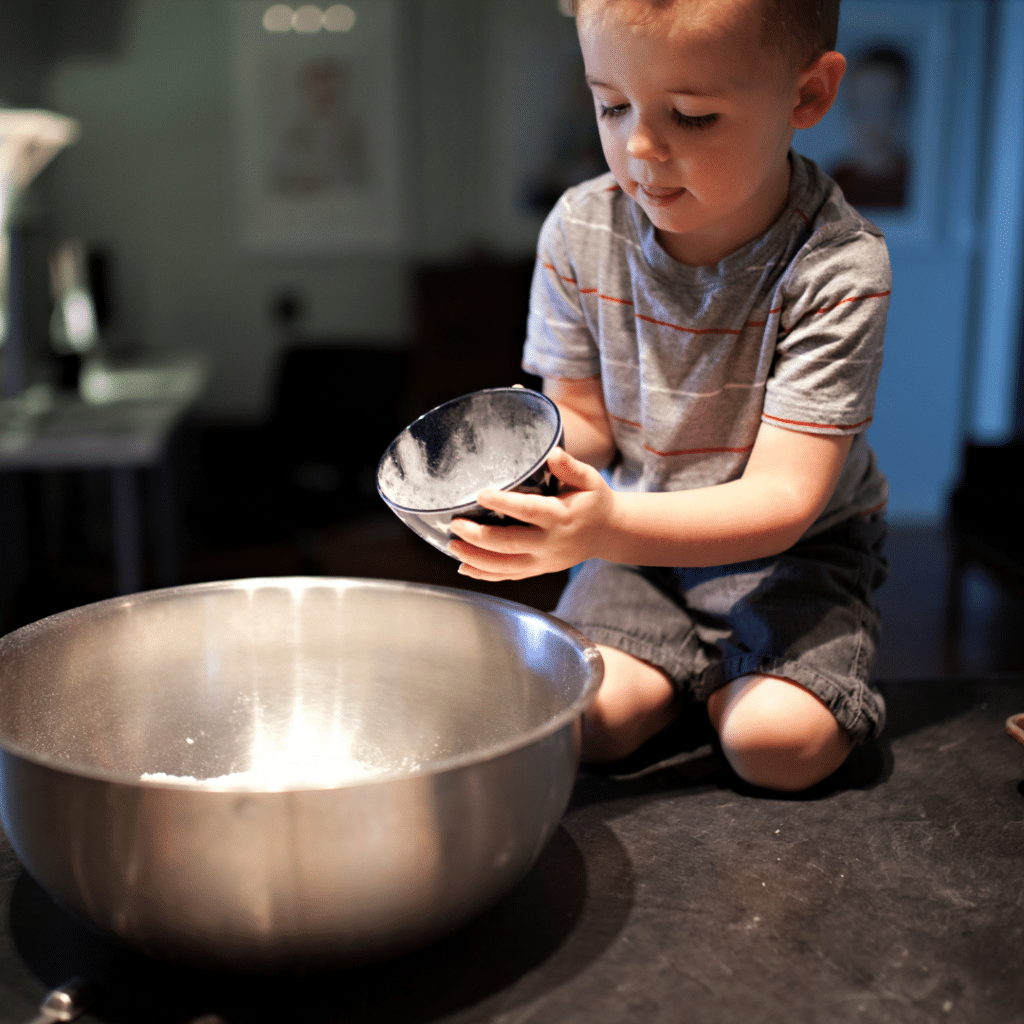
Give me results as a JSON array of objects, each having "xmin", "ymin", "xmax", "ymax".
[
  {"xmin": 48, "ymin": 238, "xmax": 99, "ymax": 353},
  {"xmin": 0, "ymin": 109, "xmax": 79, "ymax": 397},
  {"xmin": 48, "ymin": 237, "xmax": 100, "ymax": 390}
]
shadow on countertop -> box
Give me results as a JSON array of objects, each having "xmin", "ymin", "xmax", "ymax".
[{"xmin": 8, "ymin": 821, "xmax": 633, "ymax": 1024}]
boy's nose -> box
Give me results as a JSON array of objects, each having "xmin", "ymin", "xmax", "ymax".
[{"xmin": 626, "ymin": 121, "xmax": 670, "ymax": 162}]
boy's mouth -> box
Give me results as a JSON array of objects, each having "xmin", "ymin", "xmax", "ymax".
[{"xmin": 638, "ymin": 184, "xmax": 686, "ymax": 205}]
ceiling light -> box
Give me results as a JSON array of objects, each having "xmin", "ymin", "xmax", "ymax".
[
  {"xmin": 292, "ymin": 4, "xmax": 324, "ymax": 33},
  {"xmin": 323, "ymin": 4, "xmax": 356, "ymax": 31},
  {"xmin": 262, "ymin": 4, "xmax": 293, "ymax": 31}
]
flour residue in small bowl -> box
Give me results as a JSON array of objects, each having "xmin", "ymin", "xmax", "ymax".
[{"xmin": 378, "ymin": 389, "xmax": 559, "ymax": 512}]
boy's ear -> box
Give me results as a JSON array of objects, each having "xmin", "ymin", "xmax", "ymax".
[{"xmin": 791, "ymin": 50, "xmax": 846, "ymax": 130}]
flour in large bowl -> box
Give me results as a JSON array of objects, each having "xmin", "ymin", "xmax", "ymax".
[{"xmin": 140, "ymin": 753, "xmax": 421, "ymax": 790}]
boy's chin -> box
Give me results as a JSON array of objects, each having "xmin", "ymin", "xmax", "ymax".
[
  {"xmin": 645, "ymin": 210, "xmax": 699, "ymax": 245},
  {"xmin": 630, "ymin": 192, "xmax": 697, "ymax": 234}
]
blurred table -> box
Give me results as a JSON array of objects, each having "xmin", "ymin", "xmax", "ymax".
[
  {"xmin": 0, "ymin": 353, "xmax": 207, "ymax": 595},
  {"xmin": 0, "ymin": 677, "xmax": 1020, "ymax": 1023}
]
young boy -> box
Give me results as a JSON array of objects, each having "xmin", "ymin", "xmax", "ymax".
[{"xmin": 449, "ymin": 0, "xmax": 890, "ymax": 793}]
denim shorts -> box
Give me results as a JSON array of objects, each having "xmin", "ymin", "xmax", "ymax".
[{"xmin": 554, "ymin": 514, "xmax": 889, "ymax": 743}]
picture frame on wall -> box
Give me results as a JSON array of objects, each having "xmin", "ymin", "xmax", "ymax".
[
  {"xmin": 229, "ymin": 0, "xmax": 402, "ymax": 254},
  {"xmin": 797, "ymin": 0, "xmax": 953, "ymax": 247}
]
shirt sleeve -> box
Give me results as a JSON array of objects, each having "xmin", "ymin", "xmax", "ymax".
[
  {"xmin": 522, "ymin": 198, "xmax": 602, "ymax": 381},
  {"xmin": 762, "ymin": 226, "xmax": 891, "ymax": 436}
]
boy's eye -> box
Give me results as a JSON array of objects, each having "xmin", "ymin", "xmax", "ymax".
[
  {"xmin": 673, "ymin": 111, "xmax": 719, "ymax": 130},
  {"xmin": 598, "ymin": 103, "xmax": 629, "ymax": 119}
]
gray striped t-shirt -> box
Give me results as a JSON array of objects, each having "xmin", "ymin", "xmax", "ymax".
[{"xmin": 522, "ymin": 150, "xmax": 890, "ymax": 537}]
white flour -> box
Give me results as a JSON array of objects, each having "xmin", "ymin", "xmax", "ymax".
[
  {"xmin": 141, "ymin": 754, "xmax": 419, "ymax": 790},
  {"xmin": 379, "ymin": 410, "xmax": 554, "ymax": 511}
]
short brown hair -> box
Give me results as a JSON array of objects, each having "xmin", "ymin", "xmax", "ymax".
[
  {"xmin": 760, "ymin": 0, "xmax": 841, "ymax": 68},
  {"xmin": 571, "ymin": 0, "xmax": 842, "ymax": 69}
]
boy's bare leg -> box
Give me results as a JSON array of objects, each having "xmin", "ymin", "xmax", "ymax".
[
  {"xmin": 581, "ymin": 646, "xmax": 679, "ymax": 763},
  {"xmin": 582, "ymin": 654, "xmax": 854, "ymax": 791},
  {"xmin": 707, "ymin": 675, "xmax": 854, "ymax": 792}
]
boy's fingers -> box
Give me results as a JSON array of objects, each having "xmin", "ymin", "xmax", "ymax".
[
  {"xmin": 450, "ymin": 540, "xmax": 530, "ymax": 577},
  {"xmin": 473, "ymin": 489, "xmax": 553, "ymax": 523},
  {"xmin": 547, "ymin": 447, "xmax": 596, "ymax": 490},
  {"xmin": 457, "ymin": 562, "xmax": 522, "ymax": 582},
  {"xmin": 449, "ymin": 521, "xmax": 536, "ymax": 556}
]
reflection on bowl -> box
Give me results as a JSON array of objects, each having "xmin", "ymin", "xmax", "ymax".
[{"xmin": 377, "ymin": 387, "xmax": 563, "ymax": 556}]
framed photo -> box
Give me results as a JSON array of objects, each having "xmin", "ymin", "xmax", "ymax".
[
  {"xmin": 229, "ymin": 0, "xmax": 402, "ymax": 254},
  {"xmin": 797, "ymin": 0, "xmax": 953, "ymax": 246}
]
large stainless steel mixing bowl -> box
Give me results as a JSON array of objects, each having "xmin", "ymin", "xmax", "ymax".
[{"xmin": 0, "ymin": 577, "xmax": 602, "ymax": 971}]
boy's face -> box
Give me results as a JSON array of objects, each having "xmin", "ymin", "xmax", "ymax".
[{"xmin": 577, "ymin": 0, "xmax": 803, "ymax": 265}]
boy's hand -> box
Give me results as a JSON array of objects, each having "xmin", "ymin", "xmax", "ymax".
[{"xmin": 448, "ymin": 448, "xmax": 614, "ymax": 581}]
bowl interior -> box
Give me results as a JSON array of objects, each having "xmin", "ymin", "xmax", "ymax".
[
  {"xmin": 0, "ymin": 579, "xmax": 599, "ymax": 789},
  {"xmin": 377, "ymin": 389, "xmax": 560, "ymax": 512}
]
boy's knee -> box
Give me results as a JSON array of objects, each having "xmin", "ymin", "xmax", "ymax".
[
  {"xmin": 708, "ymin": 675, "xmax": 853, "ymax": 792},
  {"xmin": 581, "ymin": 702, "xmax": 644, "ymax": 763},
  {"xmin": 580, "ymin": 646, "xmax": 678, "ymax": 762}
]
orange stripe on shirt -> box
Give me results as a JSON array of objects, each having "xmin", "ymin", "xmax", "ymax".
[
  {"xmin": 611, "ymin": 415, "xmax": 754, "ymax": 455},
  {"xmin": 812, "ymin": 290, "xmax": 891, "ymax": 315},
  {"xmin": 763, "ymin": 412, "xmax": 873, "ymax": 431},
  {"xmin": 541, "ymin": 263, "xmax": 780, "ymax": 335},
  {"xmin": 644, "ymin": 443, "xmax": 756, "ymax": 457},
  {"xmin": 636, "ymin": 312, "xmax": 742, "ymax": 336},
  {"xmin": 744, "ymin": 306, "xmax": 783, "ymax": 330},
  {"xmin": 859, "ymin": 499, "xmax": 888, "ymax": 517},
  {"xmin": 542, "ymin": 261, "xmax": 578, "ymax": 286},
  {"xmin": 609, "ymin": 412, "xmax": 643, "ymax": 429},
  {"xmin": 622, "ymin": 299, "xmax": 780, "ymax": 336},
  {"xmin": 556, "ymin": 286, "xmax": 631, "ymax": 303}
]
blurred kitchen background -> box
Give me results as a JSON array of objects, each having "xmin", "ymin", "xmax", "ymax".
[{"xmin": 0, "ymin": 0, "xmax": 1022, "ymax": 680}]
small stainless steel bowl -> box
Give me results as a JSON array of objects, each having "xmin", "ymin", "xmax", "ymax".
[
  {"xmin": 0, "ymin": 577, "xmax": 602, "ymax": 971},
  {"xmin": 377, "ymin": 387, "xmax": 563, "ymax": 556}
]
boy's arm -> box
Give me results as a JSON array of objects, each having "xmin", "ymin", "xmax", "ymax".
[
  {"xmin": 544, "ymin": 376, "xmax": 616, "ymax": 470},
  {"xmin": 601, "ymin": 422, "xmax": 853, "ymax": 566},
  {"xmin": 449, "ymin": 418, "xmax": 853, "ymax": 580}
]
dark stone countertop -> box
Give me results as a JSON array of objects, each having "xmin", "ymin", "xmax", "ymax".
[{"xmin": 0, "ymin": 678, "xmax": 1022, "ymax": 1024}]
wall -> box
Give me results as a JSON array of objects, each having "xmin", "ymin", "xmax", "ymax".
[
  {"xmin": 969, "ymin": 0, "xmax": 1024, "ymax": 441},
  {"xmin": 0, "ymin": 2, "xmax": 44, "ymax": 107},
  {"xmin": 874, "ymin": 2, "xmax": 989, "ymax": 520}
]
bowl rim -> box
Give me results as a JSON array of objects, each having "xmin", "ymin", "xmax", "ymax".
[
  {"xmin": 376, "ymin": 387, "xmax": 563, "ymax": 514},
  {"xmin": 0, "ymin": 576, "xmax": 604, "ymax": 792}
]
